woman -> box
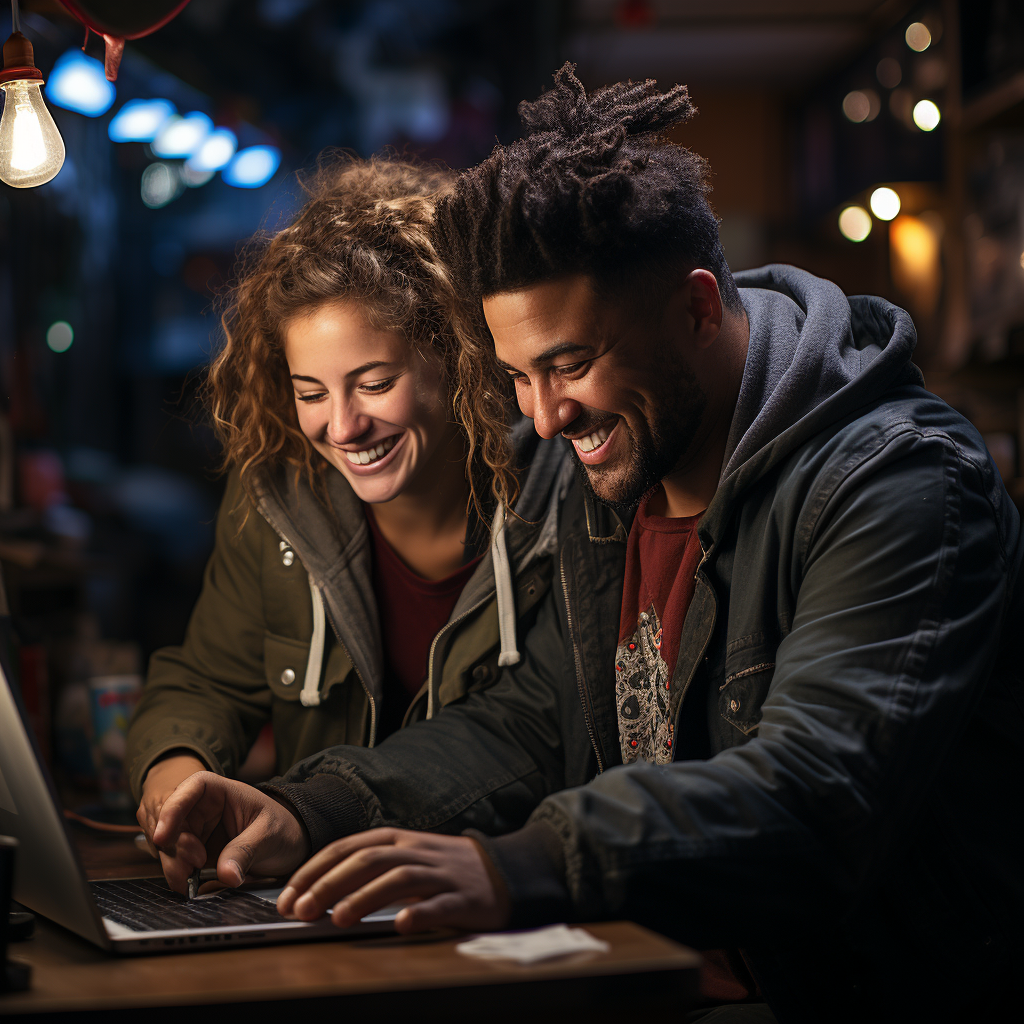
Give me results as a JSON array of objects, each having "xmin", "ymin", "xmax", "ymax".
[{"xmin": 127, "ymin": 156, "xmax": 570, "ymax": 849}]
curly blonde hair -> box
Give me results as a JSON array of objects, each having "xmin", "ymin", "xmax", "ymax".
[{"xmin": 207, "ymin": 153, "xmax": 517, "ymax": 517}]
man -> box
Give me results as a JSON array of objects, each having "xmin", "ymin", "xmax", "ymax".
[{"xmin": 155, "ymin": 67, "xmax": 1022, "ymax": 1021}]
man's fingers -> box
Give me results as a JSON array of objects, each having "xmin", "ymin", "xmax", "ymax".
[
  {"xmin": 159, "ymin": 830, "xmax": 207, "ymax": 894},
  {"xmin": 328, "ymin": 864, "xmax": 444, "ymax": 928},
  {"xmin": 289, "ymin": 845, "xmax": 429, "ymax": 921},
  {"xmin": 152, "ymin": 773, "xmax": 216, "ymax": 847},
  {"xmin": 282, "ymin": 828, "xmax": 402, "ymax": 907},
  {"xmin": 393, "ymin": 891, "xmax": 467, "ymax": 934}
]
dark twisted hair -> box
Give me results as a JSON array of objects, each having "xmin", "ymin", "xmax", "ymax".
[{"xmin": 435, "ymin": 63, "xmax": 740, "ymax": 510}]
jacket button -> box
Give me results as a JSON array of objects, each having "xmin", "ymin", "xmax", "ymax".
[
  {"xmin": 729, "ymin": 698, "xmax": 740, "ymax": 712},
  {"xmin": 282, "ymin": 550, "xmax": 294, "ymax": 566},
  {"xmin": 280, "ymin": 668, "xmax": 296, "ymax": 686}
]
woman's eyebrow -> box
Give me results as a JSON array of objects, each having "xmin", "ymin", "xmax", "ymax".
[{"xmin": 289, "ymin": 360, "xmax": 396, "ymax": 385}]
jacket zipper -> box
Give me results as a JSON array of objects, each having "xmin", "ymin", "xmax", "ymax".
[
  {"xmin": 561, "ymin": 547, "xmax": 605, "ymax": 774},
  {"xmin": 424, "ymin": 589, "xmax": 498, "ymax": 721}
]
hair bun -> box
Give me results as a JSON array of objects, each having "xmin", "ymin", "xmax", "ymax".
[{"xmin": 518, "ymin": 62, "xmax": 695, "ymax": 141}]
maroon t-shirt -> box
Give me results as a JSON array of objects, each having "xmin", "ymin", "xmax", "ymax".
[
  {"xmin": 615, "ymin": 488, "xmax": 759, "ymax": 1006},
  {"xmin": 615, "ymin": 490, "xmax": 703, "ymax": 765},
  {"xmin": 366, "ymin": 508, "xmax": 482, "ymax": 738}
]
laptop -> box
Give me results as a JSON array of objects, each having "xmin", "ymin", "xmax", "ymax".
[{"xmin": 0, "ymin": 662, "xmax": 398, "ymax": 953}]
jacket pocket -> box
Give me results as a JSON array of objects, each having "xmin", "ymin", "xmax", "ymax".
[
  {"xmin": 264, "ymin": 633, "xmax": 310, "ymax": 701},
  {"xmin": 719, "ymin": 662, "xmax": 775, "ymax": 736}
]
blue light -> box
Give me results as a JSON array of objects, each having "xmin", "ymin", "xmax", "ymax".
[
  {"xmin": 152, "ymin": 111, "xmax": 213, "ymax": 159},
  {"xmin": 108, "ymin": 99, "xmax": 176, "ymax": 143},
  {"xmin": 186, "ymin": 128, "xmax": 237, "ymax": 173},
  {"xmin": 222, "ymin": 145, "xmax": 281, "ymax": 188},
  {"xmin": 45, "ymin": 50, "xmax": 115, "ymax": 117}
]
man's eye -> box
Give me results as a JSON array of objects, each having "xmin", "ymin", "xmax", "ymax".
[
  {"xmin": 555, "ymin": 361, "xmax": 589, "ymax": 377},
  {"xmin": 507, "ymin": 372, "xmax": 529, "ymax": 386},
  {"xmin": 296, "ymin": 392, "xmax": 327, "ymax": 403}
]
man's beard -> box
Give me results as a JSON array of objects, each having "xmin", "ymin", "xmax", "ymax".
[{"xmin": 566, "ymin": 366, "xmax": 708, "ymax": 513}]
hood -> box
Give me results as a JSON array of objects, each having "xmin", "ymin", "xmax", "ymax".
[{"xmin": 704, "ymin": 264, "xmax": 924, "ymax": 542}]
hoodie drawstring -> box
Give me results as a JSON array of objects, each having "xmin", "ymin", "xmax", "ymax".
[
  {"xmin": 490, "ymin": 505, "xmax": 521, "ymax": 667},
  {"xmin": 301, "ymin": 577, "xmax": 326, "ymax": 707}
]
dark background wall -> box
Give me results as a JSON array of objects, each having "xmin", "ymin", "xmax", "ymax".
[{"xmin": 2, "ymin": 0, "xmax": 1023, "ymax": 786}]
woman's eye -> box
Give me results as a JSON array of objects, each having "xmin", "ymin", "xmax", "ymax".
[
  {"xmin": 295, "ymin": 392, "xmax": 327, "ymax": 403},
  {"xmin": 360, "ymin": 376, "xmax": 398, "ymax": 394}
]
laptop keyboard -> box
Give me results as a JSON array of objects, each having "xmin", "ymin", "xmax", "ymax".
[{"xmin": 91, "ymin": 878, "xmax": 287, "ymax": 932}]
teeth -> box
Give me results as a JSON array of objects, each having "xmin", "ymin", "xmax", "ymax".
[
  {"xmin": 575, "ymin": 426, "xmax": 610, "ymax": 453},
  {"xmin": 344, "ymin": 436, "xmax": 396, "ymax": 466}
]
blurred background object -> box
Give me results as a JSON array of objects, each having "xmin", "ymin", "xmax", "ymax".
[{"xmin": 2, "ymin": 0, "xmax": 1023, "ymax": 804}]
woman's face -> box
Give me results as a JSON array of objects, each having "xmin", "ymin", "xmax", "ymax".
[{"xmin": 284, "ymin": 300, "xmax": 453, "ymax": 504}]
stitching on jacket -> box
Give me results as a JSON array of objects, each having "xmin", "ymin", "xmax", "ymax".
[{"xmin": 721, "ymin": 661, "xmax": 776, "ymax": 689}]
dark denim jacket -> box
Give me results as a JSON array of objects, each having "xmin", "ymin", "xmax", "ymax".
[{"xmin": 272, "ymin": 382, "xmax": 1023, "ymax": 1023}]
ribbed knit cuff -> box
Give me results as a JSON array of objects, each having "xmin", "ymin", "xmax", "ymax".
[
  {"xmin": 466, "ymin": 820, "xmax": 574, "ymax": 928},
  {"xmin": 259, "ymin": 773, "xmax": 369, "ymax": 853}
]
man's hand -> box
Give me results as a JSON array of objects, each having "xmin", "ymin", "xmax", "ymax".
[
  {"xmin": 152, "ymin": 772, "xmax": 311, "ymax": 894},
  {"xmin": 137, "ymin": 753, "xmax": 208, "ymax": 857},
  {"xmin": 276, "ymin": 828, "xmax": 511, "ymax": 934}
]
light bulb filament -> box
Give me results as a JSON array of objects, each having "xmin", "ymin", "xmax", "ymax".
[{"xmin": 11, "ymin": 97, "xmax": 46, "ymax": 170}]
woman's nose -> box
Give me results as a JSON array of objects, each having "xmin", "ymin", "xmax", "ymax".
[{"xmin": 326, "ymin": 399, "xmax": 372, "ymax": 445}]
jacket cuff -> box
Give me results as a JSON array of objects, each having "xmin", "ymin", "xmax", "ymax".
[
  {"xmin": 466, "ymin": 820, "xmax": 574, "ymax": 928},
  {"xmin": 129, "ymin": 742, "xmax": 219, "ymax": 803},
  {"xmin": 259, "ymin": 773, "xmax": 369, "ymax": 853}
]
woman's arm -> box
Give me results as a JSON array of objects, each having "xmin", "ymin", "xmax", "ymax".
[{"xmin": 126, "ymin": 473, "xmax": 274, "ymax": 808}]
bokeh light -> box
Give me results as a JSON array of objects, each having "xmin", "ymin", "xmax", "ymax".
[
  {"xmin": 46, "ymin": 321, "xmax": 74, "ymax": 352},
  {"xmin": 45, "ymin": 50, "xmax": 116, "ymax": 117},
  {"xmin": 839, "ymin": 206, "xmax": 872, "ymax": 242},
  {"xmin": 152, "ymin": 112, "xmax": 213, "ymax": 159},
  {"xmin": 222, "ymin": 146, "xmax": 281, "ymax": 188},
  {"xmin": 186, "ymin": 128, "xmax": 237, "ymax": 173},
  {"xmin": 913, "ymin": 100, "xmax": 941, "ymax": 131},
  {"xmin": 108, "ymin": 100, "xmax": 176, "ymax": 143},
  {"xmin": 842, "ymin": 90, "xmax": 880, "ymax": 123},
  {"xmin": 141, "ymin": 162, "xmax": 182, "ymax": 208},
  {"xmin": 905, "ymin": 23, "xmax": 932, "ymax": 52},
  {"xmin": 870, "ymin": 187, "xmax": 901, "ymax": 221}
]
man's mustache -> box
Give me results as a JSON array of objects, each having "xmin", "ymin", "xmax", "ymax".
[{"xmin": 561, "ymin": 407, "xmax": 615, "ymax": 440}]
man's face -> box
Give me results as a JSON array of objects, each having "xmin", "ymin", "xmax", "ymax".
[{"xmin": 483, "ymin": 275, "xmax": 707, "ymax": 509}]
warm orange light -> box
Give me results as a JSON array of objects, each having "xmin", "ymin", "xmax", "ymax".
[{"xmin": 890, "ymin": 214, "xmax": 942, "ymax": 314}]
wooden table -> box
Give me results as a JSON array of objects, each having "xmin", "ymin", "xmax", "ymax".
[{"xmin": 2, "ymin": 827, "xmax": 700, "ymax": 1021}]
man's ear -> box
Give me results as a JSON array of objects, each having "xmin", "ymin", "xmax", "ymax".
[{"xmin": 668, "ymin": 269, "xmax": 723, "ymax": 349}]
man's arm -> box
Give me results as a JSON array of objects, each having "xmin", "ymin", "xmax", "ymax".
[
  {"xmin": 270, "ymin": 424, "xmax": 1020, "ymax": 939},
  {"xmin": 258, "ymin": 580, "xmax": 581, "ymax": 852},
  {"xmin": 480, "ymin": 426, "xmax": 1020, "ymax": 942}
]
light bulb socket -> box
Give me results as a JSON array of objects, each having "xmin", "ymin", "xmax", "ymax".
[{"xmin": 1, "ymin": 32, "xmax": 44, "ymax": 85}]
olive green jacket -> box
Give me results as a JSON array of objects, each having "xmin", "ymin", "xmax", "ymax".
[{"xmin": 126, "ymin": 430, "xmax": 572, "ymax": 800}]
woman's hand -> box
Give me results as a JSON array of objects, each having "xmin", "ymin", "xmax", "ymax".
[
  {"xmin": 137, "ymin": 753, "xmax": 208, "ymax": 856},
  {"xmin": 276, "ymin": 828, "xmax": 511, "ymax": 934}
]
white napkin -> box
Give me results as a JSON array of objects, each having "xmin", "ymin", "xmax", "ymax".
[{"xmin": 456, "ymin": 924, "xmax": 611, "ymax": 965}]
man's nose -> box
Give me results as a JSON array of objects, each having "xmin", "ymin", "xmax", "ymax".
[{"xmin": 530, "ymin": 390, "xmax": 582, "ymax": 441}]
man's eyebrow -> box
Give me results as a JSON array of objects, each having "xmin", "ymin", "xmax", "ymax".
[{"xmin": 496, "ymin": 342, "xmax": 594, "ymax": 372}]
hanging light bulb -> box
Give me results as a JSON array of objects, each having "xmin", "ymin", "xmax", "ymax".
[{"xmin": 0, "ymin": 14, "xmax": 65, "ymax": 188}]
